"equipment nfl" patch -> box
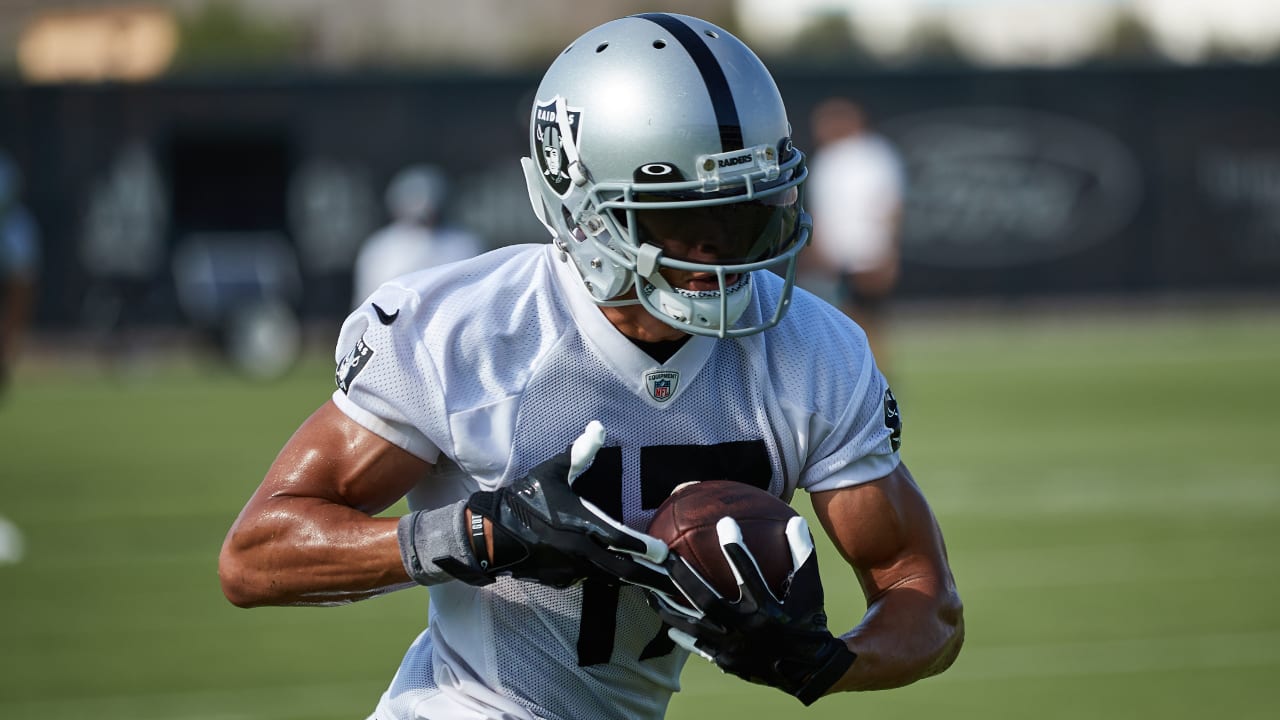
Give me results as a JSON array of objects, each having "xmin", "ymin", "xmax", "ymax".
[{"xmin": 644, "ymin": 369, "xmax": 680, "ymax": 403}]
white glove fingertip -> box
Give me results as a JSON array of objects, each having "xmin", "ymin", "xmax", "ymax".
[
  {"xmin": 784, "ymin": 515, "xmax": 815, "ymax": 571},
  {"xmin": 715, "ymin": 516, "xmax": 744, "ymax": 545},
  {"xmin": 715, "ymin": 517, "xmax": 748, "ymax": 586},
  {"xmin": 668, "ymin": 628, "xmax": 714, "ymax": 662},
  {"xmin": 568, "ymin": 421, "xmax": 607, "ymax": 481}
]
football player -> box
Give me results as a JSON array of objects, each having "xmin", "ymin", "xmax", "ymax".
[{"xmin": 219, "ymin": 13, "xmax": 963, "ymax": 720}]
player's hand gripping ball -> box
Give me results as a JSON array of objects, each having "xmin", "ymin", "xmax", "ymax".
[{"xmin": 646, "ymin": 481, "xmax": 857, "ymax": 706}]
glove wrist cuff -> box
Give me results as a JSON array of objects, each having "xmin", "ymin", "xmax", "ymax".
[
  {"xmin": 793, "ymin": 642, "xmax": 857, "ymax": 706},
  {"xmin": 397, "ymin": 500, "xmax": 491, "ymax": 587}
]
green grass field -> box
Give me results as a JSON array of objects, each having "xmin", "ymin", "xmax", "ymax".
[{"xmin": 1, "ymin": 305, "xmax": 1277, "ymax": 719}]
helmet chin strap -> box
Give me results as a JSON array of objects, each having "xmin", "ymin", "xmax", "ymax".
[
  {"xmin": 637, "ymin": 260, "xmax": 752, "ymax": 336},
  {"xmin": 642, "ymin": 277, "xmax": 753, "ymax": 338}
]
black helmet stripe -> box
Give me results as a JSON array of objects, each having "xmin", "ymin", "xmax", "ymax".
[{"xmin": 635, "ymin": 13, "xmax": 744, "ymax": 152}]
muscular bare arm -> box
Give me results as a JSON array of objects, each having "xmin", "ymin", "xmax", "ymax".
[
  {"xmin": 218, "ymin": 400, "xmax": 431, "ymax": 607},
  {"xmin": 811, "ymin": 461, "xmax": 964, "ymax": 692}
]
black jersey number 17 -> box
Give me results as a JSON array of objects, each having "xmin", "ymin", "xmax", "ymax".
[{"xmin": 569, "ymin": 440, "xmax": 771, "ymax": 666}]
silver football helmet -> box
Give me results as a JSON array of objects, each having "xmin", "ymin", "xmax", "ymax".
[{"xmin": 521, "ymin": 13, "xmax": 810, "ymax": 338}]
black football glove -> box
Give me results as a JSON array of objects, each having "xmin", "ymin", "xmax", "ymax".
[
  {"xmin": 648, "ymin": 515, "xmax": 856, "ymax": 706},
  {"xmin": 435, "ymin": 421, "xmax": 673, "ymax": 590}
]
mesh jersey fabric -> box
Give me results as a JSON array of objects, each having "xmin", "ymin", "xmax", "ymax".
[{"xmin": 331, "ymin": 243, "xmax": 900, "ymax": 720}]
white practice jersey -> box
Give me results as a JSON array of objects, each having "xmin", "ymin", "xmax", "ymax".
[{"xmin": 332, "ymin": 243, "xmax": 901, "ymax": 720}]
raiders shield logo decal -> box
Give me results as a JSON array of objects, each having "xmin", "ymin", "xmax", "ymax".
[
  {"xmin": 883, "ymin": 387, "xmax": 902, "ymax": 451},
  {"xmin": 644, "ymin": 370, "xmax": 680, "ymax": 403},
  {"xmin": 533, "ymin": 97, "xmax": 582, "ymax": 198},
  {"xmin": 336, "ymin": 336, "xmax": 374, "ymax": 394}
]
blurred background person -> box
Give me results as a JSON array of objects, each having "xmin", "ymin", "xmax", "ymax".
[
  {"xmin": 352, "ymin": 163, "xmax": 482, "ymax": 308},
  {"xmin": 0, "ymin": 150, "xmax": 40, "ymax": 398},
  {"xmin": 802, "ymin": 97, "xmax": 906, "ymax": 376}
]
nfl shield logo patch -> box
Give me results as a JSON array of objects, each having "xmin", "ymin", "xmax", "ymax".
[{"xmin": 644, "ymin": 370, "xmax": 680, "ymax": 403}]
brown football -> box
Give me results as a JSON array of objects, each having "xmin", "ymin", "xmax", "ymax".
[{"xmin": 647, "ymin": 480, "xmax": 798, "ymax": 598}]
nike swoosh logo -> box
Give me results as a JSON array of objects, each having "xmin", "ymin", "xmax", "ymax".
[{"xmin": 372, "ymin": 303, "xmax": 399, "ymax": 325}]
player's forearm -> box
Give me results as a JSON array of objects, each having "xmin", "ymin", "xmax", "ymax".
[
  {"xmin": 832, "ymin": 579, "xmax": 964, "ymax": 692},
  {"xmin": 218, "ymin": 499, "xmax": 413, "ymax": 607}
]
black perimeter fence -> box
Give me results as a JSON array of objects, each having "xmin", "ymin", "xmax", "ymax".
[{"xmin": 3, "ymin": 62, "xmax": 1279, "ymax": 333}]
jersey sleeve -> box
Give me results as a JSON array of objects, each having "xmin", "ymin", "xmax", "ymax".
[
  {"xmin": 798, "ymin": 339, "xmax": 902, "ymax": 493},
  {"xmin": 330, "ymin": 283, "xmax": 445, "ymax": 463}
]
